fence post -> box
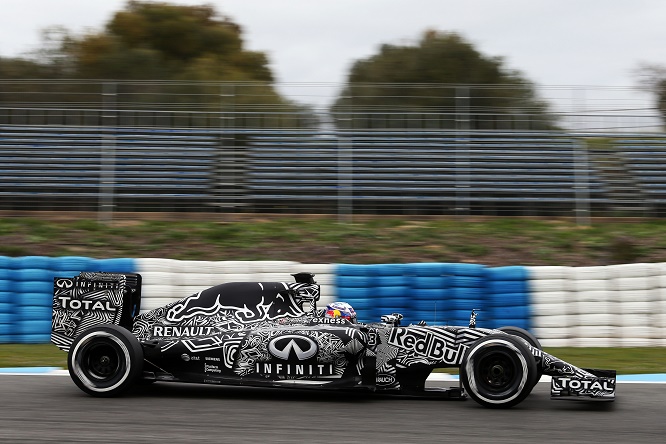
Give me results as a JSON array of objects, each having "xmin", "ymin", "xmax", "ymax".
[
  {"xmin": 455, "ymin": 85, "xmax": 470, "ymax": 215},
  {"xmin": 338, "ymin": 133, "xmax": 353, "ymax": 223},
  {"xmin": 574, "ymin": 139, "xmax": 591, "ymax": 225},
  {"xmin": 337, "ymin": 89, "xmax": 353, "ymax": 223},
  {"xmin": 99, "ymin": 81, "xmax": 117, "ymax": 223}
]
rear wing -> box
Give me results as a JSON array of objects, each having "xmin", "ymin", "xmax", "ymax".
[{"xmin": 51, "ymin": 272, "xmax": 142, "ymax": 351}]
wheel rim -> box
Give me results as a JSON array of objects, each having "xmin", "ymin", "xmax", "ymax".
[
  {"xmin": 477, "ymin": 349, "xmax": 519, "ymax": 392},
  {"xmin": 84, "ymin": 341, "xmax": 122, "ymax": 380},
  {"xmin": 71, "ymin": 331, "xmax": 131, "ymax": 392},
  {"xmin": 464, "ymin": 338, "xmax": 530, "ymax": 405}
]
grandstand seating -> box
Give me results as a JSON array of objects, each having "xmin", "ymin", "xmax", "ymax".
[
  {"xmin": 616, "ymin": 138, "xmax": 666, "ymax": 214},
  {"xmin": 0, "ymin": 126, "xmax": 216, "ymax": 211},
  {"xmin": 16, "ymin": 126, "xmax": 666, "ymax": 216},
  {"xmin": 245, "ymin": 131, "xmax": 609, "ymax": 215}
]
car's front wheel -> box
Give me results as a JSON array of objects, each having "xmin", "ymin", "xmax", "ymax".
[
  {"xmin": 68, "ymin": 324, "xmax": 143, "ymax": 397},
  {"xmin": 460, "ymin": 334, "xmax": 537, "ymax": 408},
  {"xmin": 497, "ymin": 326, "xmax": 543, "ymax": 386}
]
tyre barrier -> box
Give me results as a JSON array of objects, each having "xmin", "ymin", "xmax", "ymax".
[
  {"xmin": 1, "ymin": 256, "xmax": 666, "ymax": 346},
  {"xmin": 0, "ymin": 256, "xmax": 13, "ymax": 343},
  {"xmin": 0, "ymin": 256, "xmax": 135, "ymax": 344}
]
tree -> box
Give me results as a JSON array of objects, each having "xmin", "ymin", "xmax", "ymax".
[
  {"xmin": 635, "ymin": 63, "xmax": 666, "ymax": 128},
  {"xmin": 68, "ymin": 1, "xmax": 272, "ymax": 82},
  {"xmin": 331, "ymin": 30, "xmax": 557, "ymax": 130},
  {"xmin": 0, "ymin": 1, "xmax": 312, "ymax": 128}
]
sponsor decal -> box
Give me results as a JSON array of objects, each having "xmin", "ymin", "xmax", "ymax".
[
  {"xmin": 255, "ymin": 362, "xmax": 334, "ymax": 376},
  {"xmin": 57, "ymin": 278, "xmax": 122, "ymax": 291},
  {"xmin": 152, "ymin": 325, "xmax": 217, "ymax": 337},
  {"xmin": 55, "ymin": 279, "xmax": 74, "ymax": 289},
  {"xmin": 310, "ymin": 318, "xmax": 349, "ymax": 325},
  {"xmin": 204, "ymin": 363, "xmax": 222, "ymax": 374},
  {"xmin": 553, "ymin": 377, "xmax": 615, "ymax": 392},
  {"xmin": 57, "ymin": 296, "xmax": 116, "ymax": 312},
  {"xmin": 388, "ymin": 327, "xmax": 462, "ymax": 364},
  {"xmin": 376, "ymin": 374, "xmax": 395, "ymax": 386},
  {"xmin": 268, "ymin": 335, "xmax": 318, "ymax": 361}
]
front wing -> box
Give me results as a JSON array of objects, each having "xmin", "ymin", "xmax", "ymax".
[{"xmin": 550, "ymin": 368, "xmax": 616, "ymax": 401}]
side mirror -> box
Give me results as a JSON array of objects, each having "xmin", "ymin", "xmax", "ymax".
[{"xmin": 381, "ymin": 313, "xmax": 404, "ymax": 326}]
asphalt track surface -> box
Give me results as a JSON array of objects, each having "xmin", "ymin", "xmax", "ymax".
[{"xmin": 1, "ymin": 375, "xmax": 664, "ymax": 444}]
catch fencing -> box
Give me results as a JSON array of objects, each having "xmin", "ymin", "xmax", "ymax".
[
  {"xmin": 1, "ymin": 255, "xmax": 665, "ymax": 347},
  {"xmin": 1, "ymin": 80, "xmax": 665, "ymax": 219},
  {"xmin": 7, "ymin": 124, "xmax": 666, "ymax": 218}
]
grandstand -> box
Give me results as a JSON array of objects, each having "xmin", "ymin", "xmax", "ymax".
[
  {"xmin": 245, "ymin": 131, "xmax": 608, "ymax": 215},
  {"xmin": 0, "ymin": 125, "xmax": 217, "ymax": 212},
  {"xmin": 615, "ymin": 138, "xmax": 666, "ymax": 216},
  {"xmin": 4, "ymin": 125, "xmax": 666, "ymax": 217}
]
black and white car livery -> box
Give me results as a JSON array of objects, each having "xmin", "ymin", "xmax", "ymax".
[{"xmin": 51, "ymin": 271, "xmax": 616, "ymax": 408}]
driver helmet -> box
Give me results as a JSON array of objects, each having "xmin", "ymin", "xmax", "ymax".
[{"xmin": 325, "ymin": 302, "xmax": 357, "ymax": 323}]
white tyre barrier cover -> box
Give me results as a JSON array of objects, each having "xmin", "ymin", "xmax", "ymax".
[
  {"xmin": 530, "ymin": 291, "xmax": 569, "ymax": 305},
  {"xmin": 531, "ymin": 303, "xmax": 568, "ymax": 317},
  {"xmin": 140, "ymin": 297, "xmax": 183, "ymax": 312},
  {"xmin": 613, "ymin": 276, "xmax": 655, "ymax": 291},
  {"xmin": 533, "ymin": 327, "xmax": 571, "ymax": 339},
  {"xmin": 657, "ymin": 312, "xmax": 666, "ymax": 329},
  {"xmin": 528, "ymin": 279, "xmax": 569, "ymax": 293},
  {"xmin": 607, "ymin": 263, "xmax": 657, "ymax": 279},
  {"xmin": 571, "ymin": 279, "xmax": 609, "ymax": 292},
  {"xmin": 618, "ymin": 313, "xmax": 653, "ymax": 327},
  {"xmin": 256, "ymin": 272, "xmax": 301, "ymax": 282},
  {"xmin": 136, "ymin": 258, "xmax": 179, "ymax": 273},
  {"xmin": 539, "ymin": 338, "xmax": 571, "ymax": 347},
  {"xmin": 616, "ymin": 289, "xmax": 658, "ymax": 303},
  {"xmin": 532, "ymin": 314, "xmax": 572, "ymax": 329},
  {"xmin": 139, "ymin": 271, "xmax": 176, "ymax": 286},
  {"xmin": 575, "ymin": 313, "xmax": 616, "ymax": 327},
  {"xmin": 616, "ymin": 325, "xmax": 655, "ymax": 338},
  {"xmin": 575, "ymin": 325, "xmax": 616, "ymax": 338},
  {"xmin": 141, "ymin": 284, "xmax": 177, "ymax": 299},
  {"xmin": 526, "ymin": 266, "xmax": 570, "ymax": 280},
  {"xmin": 575, "ymin": 337, "xmax": 614, "ymax": 347},
  {"xmin": 575, "ymin": 290, "xmax": 610, "ymax": 302},
  {"xmin": 617, "ymin": 301, "xmax": 653, "ymax": 314},
  {"xmin": 569, "ymin": 266, "xmax": 609, "ymax": 280},
  {"xmin": 575, "ymin": 300, "xmax": 611, "ymax": 314}
]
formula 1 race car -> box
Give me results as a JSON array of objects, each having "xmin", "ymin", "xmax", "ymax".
[{"xmin": 51, "ymin": 272, "xmax": 616, "ymax": 408}]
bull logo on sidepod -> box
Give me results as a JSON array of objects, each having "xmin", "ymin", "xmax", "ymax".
[{"xmin": 166, "ymin": 282, "xmax": 304, "ymax": 324}]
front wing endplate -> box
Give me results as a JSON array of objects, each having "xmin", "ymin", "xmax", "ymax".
[{"xmin": 551, "ymin": 368, "xmax": 616, "ymax": 401}]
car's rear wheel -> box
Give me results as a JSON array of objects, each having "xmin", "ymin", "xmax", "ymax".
[
  {"xmin": 68, "ymin": 324, "xmax": 143, "ymax": 397},
  {"xmin": 460, "ymin": 334, "xmax": 537, "ymax": 408}
]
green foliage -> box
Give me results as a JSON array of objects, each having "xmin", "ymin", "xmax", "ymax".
[
  {"xmin": 635, "ymin": 63, "xmax": 666, "ymax": 129},
  {"xmin": 0, "ymin": 1, "xmax": 311, "ymax": 128},
  {"xmin": 2, "ymin": 217, "xmax": 666, "ymax": 266},
  {"xmin": 0, "ymin": 344, "xmax": 67, "ymax": 369},
  {"xmin": 332, "ymin": 30, "xmax": 558, "ymax": 130}
]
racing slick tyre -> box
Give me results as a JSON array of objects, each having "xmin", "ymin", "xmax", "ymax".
[
  {"xmin": 497, "ymin": 326, "xmax": 543, "ymax": 387},
  {"xmin": 68, "ymin": 324, "xmax": 143, "ymax": 397},
  {"xmin": 460, "ymin": 334, "xmax": 538, "ymax": 409},
  {"xmin": 497, "ymin": 326, "xmax": 542, "ymax": 350}
]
